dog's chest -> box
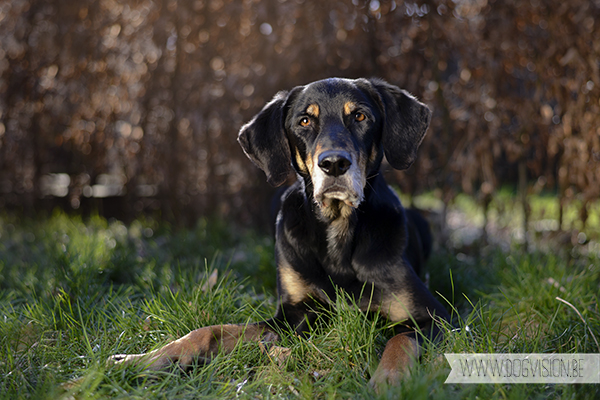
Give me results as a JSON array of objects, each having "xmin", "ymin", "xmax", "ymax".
[{"xmin": 320, "ymin": 217, "xmax": 359, "ymax": 278}]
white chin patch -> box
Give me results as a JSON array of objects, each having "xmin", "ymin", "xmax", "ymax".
[
  {"xmin": 311, "ymin": 158, "xmax": 365, "ymax": 215},
  {"xmin": 323, "ymin": 191, "xmax": 357, "ymax": 208}
]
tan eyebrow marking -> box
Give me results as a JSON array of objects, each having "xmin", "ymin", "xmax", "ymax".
[
  {"xmin": 343, "ymin": 101, "xmax": 357, "ymax": 115},
  {"xmin": 306, "ymin": 104, "xmax": 319, "ymax": 117}
]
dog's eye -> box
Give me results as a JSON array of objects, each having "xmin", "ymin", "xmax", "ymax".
[
  {"xmin": 299, "ymin": 117, "xmax": 311, "ymax": 127},
  {"xmin": 354, "ymin": 112, "xmax": 366, "ymax": 122}
]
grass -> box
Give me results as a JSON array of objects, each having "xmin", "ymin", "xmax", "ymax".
[{"xmin": 1, "ymin": 207, "xmax": 599, "ymax": 399}]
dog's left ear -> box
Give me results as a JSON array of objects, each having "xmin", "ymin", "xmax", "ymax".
[
  {"xmin": 238, "ymin": 91, "xmax": 293, "ymax": 187},
  {"xmin": 369, "ymin": 78, "xmax": 432, "ymax": 170}
]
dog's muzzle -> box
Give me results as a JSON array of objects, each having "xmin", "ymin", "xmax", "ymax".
[{"xmin": 312, "ymin": 150, "xmax": 365, "ymax": 212}]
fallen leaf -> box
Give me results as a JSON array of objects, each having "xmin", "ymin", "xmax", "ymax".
[
  {"xmin": 259, "ymin": 342, "xmax": 292, "ymax": 368},
  {"xmin": 16, "ymin": 321, "xmax": 38, "ymax": 353},
  {"xmin": 201, "ymin": 269, "xmax": 218, "ymax": 292},
  {"xmin": 142, "ymin": 316, "xmax": 152, "ymax": 331}
]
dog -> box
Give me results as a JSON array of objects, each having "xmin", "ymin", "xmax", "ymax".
[{"xmin": 109, "ymin": 77, "xmax": 450, "ymax": 388}]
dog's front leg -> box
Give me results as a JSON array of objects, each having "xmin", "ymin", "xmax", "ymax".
[{"xmin": 108, "ymin": 322, "xmax": 277, "ymax": 370}]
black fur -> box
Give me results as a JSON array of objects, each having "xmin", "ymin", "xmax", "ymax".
[
  {"xmin": 369, "ymin": 78, "xmax": 431, "ymax": 170},
  {"xmin": 238, "ymin": 92, "xmax": 293, "ymax": 186}
]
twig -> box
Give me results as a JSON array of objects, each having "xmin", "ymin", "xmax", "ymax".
[
  {"xmin": 555, "ymin": 296, "xmax": 600, "ymax": 353},
  {"xmin": 309, "ymin": 341, "xmax": 334, "ymax": 363}
]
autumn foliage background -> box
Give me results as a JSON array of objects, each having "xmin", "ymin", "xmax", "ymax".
[{"xmin": 1, "ymin": 0, "xmax": 599, "ymax": 231}]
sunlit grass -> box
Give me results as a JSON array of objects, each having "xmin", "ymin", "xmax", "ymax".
[{"xmin": 1, "ymin": 210, "xmax": 599, "ymax": 399}]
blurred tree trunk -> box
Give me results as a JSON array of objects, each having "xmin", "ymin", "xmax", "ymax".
[
  {"xmin": 482, "ymin": 193, "xmax": 491, "ymax": 246},
  {"xmin": 519, "ymin": 158, "xmax": 529, "ymax": 251},
  {"xmin": 165, "ymin": 3, "xmax": 183, "ymax": 224}
]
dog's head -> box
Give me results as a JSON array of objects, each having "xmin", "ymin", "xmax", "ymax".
[{"xmin": 238, "ymin": 78, "xmax": 431, "ymax": 220}]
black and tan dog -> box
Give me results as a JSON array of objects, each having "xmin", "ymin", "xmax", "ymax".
[{"xmin": 110, "ymin": 77, "xmax": 449, "ymax": 387}]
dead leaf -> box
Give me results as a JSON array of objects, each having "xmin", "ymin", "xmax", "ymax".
[
  {"xmin": 16, "ymin": 321, "xmax": 38, "ymax": 353},
  {"xmin": 201, "ymin": 269, "xmax": 218, "ymax": 292},
  {"xmin": 259, "ymin": 342, "xmax": 292, "ymax": 368},
  {"xmin": 60, "ymin": 376, "xmax": 84, "ymax": 392},
  {"xmin": 142, "ymin": 316, "xmax": 152, "ymax": 331},
  {"xmin": 311, "ymin": 369, "xmax": 330, "ymax": 379}
]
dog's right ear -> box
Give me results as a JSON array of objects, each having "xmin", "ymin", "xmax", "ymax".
[{"xmin": 238, "ymin": 91, "xmax": 293, "ymax": 187}]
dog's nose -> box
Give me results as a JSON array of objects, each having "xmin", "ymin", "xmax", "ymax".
[{"xmin": 318, "ymin": 151, "xmax": 352, "ymax": 177}]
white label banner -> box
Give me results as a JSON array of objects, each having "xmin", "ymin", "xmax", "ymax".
[{"xmin": 445, "ymin": 353, "xmax": 600, "ymax": 384}]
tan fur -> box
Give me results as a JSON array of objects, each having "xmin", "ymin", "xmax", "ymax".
[
  {"xmin": 343, "ymin": 101, "xmax": 357, "ymax": 116},
  {"xmin": 295, "ymin": 148, "xmax": 307, "ymax": 173},
  {"xmin": 379, "ymin": 292, "xmax": 412, "ymax": 322},
  {"xmin": 305, "ymin": 147, "xmax": 315, "ymax": 175},
  {"xmin": 307, "ymin": 104, "xmax": 319, "ymax": 118},
  {"xmin": 108, "ymin": 324, "xmax": 274, "ymax": 370},
  {"xmin": 369, "ymin": 334, "xmax": 419, "ymax": 388},
  {"xmin": 278, "ymin": 254, "xmax": 312, "ymax": 304},
  {"xmin": 369, "ymin": 144, "xmax": 379, "ymax": 164}
]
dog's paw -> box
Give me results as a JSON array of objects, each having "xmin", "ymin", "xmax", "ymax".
[
  {"xmin": 369, "ymin": 364, "xmax": 404, "ymax": 392},
  {"xmin": 106, "ymin": 353, "xmax": 143, "ymax": 367},
  {"xmin": 369, "ymin": 333, "xmax": 417, "ymax": 391},
  {"xmin": 106, "ymin": 353, "xmax": 138, "ymax": 366},
  {"xmin": 106, "ymin": 351, "xmax": 171, "ymax": 370}
]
